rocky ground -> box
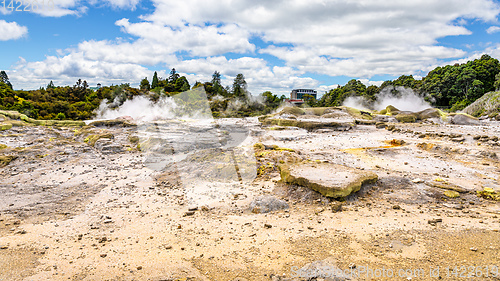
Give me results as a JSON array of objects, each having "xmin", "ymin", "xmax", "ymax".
[{"xmin": 0, "ymin": 107, "xmax": 500, "ymax": 281}]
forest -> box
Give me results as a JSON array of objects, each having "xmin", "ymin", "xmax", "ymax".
[{"xmin": 1, "ymin": 54, "xmax": 500, "ymax": 120}]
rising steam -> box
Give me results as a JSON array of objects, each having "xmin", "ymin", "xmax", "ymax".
[
  {"xmin": 94, "ymin": 87, "xmax": 212, "ymax": 121},
  {"xmin": 343, "ymin": 86, "xmax": 432, "ymax": 112}
]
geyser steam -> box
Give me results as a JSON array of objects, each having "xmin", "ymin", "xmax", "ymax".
[
  {"xmin": 343, "ymin": 86, "xmax": 432, "ymax": 112},
  {"xmin": 94, "ymin": 87, "xmax": 212, "ymax": 121}
]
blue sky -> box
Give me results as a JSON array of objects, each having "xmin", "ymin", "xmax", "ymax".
[{"xmin": 1, "ymin": 0, "xmax": 500, "ymax": 96}]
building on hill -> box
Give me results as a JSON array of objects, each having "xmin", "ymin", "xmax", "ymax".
[
  {"xmin": 286, "ymin": 89, "xmax": 317, "ymax": 105},
  {"xmin": 90, "ymin": 83, "xmax": 102, "ymax": 91}
]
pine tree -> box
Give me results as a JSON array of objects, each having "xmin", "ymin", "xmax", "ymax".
[
  {"xmin": 212, "ymin": 71, "xmax": 222, "ymax": 93},
  {"xmin": 152, "ymin": 71, "xmax": 159, "ymax": 89},
  {"xmin": 0, "ymin": 71, "xmax": 13, "ymax": 89},
  {"xmin": 47, "ymin": 80, "xmax": 55, "ymax": 89},
  {"xmin": 232, "ymin": 73, "xmax": 247, "ymax": 99},
  {"xmin": 169, "ymin": 68, "xmax": 179, "ymax": 84}
]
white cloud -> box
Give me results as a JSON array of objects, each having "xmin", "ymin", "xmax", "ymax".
[
  {"xmin": 0, "ymin": 20, "xmax": 28, "ymax": 41},
  {"xmin": 86, "ymin": 0, "xmax": 142, "ymax": 9},
  {"xmin": 138, "ymin": 0, "xmax": 500, "ymax": 80},
  {"xmin": 359, "ymin": 79, "xmax": 385, "ymax": 87},
  {"xmin": 115, "ymin": 19, "xmax": 255, "ymax": 57},
  {"xmin": 11, "ymin": 52, "xmax": 151, "ymax": 89},
  {"xmin": 102, "ymin": 0, "xmax": 141, "ymax": 9},
  {"xmin": 28, "ymin": 0, "xmax": 141, "ymax": 17},
  {"xmin": 459, "ymin": 44, "xmax": 500, "ymax": 63},
  {"xmin": 7, "ymin": 0, "xmax": 500, "ymax": 94},
  {"xmin": 175, "ymin": 57, "xmax": 317, "ymax": 96},
  {"xmin": 487, "ymin": 26, "xmax": 500, "ymax": 34}
]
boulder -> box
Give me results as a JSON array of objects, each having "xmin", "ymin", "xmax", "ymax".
[
  {"xmin": 0, "ymin": 155, "xmax": 17, "ymax": 167},
  {"xmin": 477, "ymin": 187, "xmax": 500, "ymax": 201},
  {"xmin": 386, "ymin": 105, "xmax": 400, "ymax": 113},
  {"xmin": 416, "ymin": 108, "xmax": 442, "ymax": 120},
  {"xmin": 395, "ymin": 113, "xmax": 417, "ymax": 123},
  {"xmin": 279, "ymin": 162, "xmax": 378, "ymax": 198},
  {"xmin": 444, "ymin": 190, "xmax": 460, "ymax": 198},
  {"xmin": 95, "ymin": 139, "xmax": 124, "ymax": 154},
  {"xmin": 128, "ymin": 135, "xmax": 140, "ymax": 144},
  {"xmin": 450, "ymin": 113, "xmax": 481, "ymax": 125},
  {"xmin": 379, "ymin": 105, "xmax": 400, "ymax": 115},
  {"xmin": 375, "ymin": 122, "xmax": 387, "ymax": 129},
  {"xmin": 85, "ymin": 133, "xmax": 114, "ymax": 146},
  {"xmin": 344, "ymin": 107, "xmax": 373, "ymax": 120},
  {"xmin": 0, "ymin": 123, "xmax": 12, "ymax": 131}
]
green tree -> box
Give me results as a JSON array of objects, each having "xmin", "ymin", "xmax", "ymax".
[
  {"xmin": 169, "ymin": 68, "xmax": 180, "ymax": 84},
  {"xmin": 365, "ymin": 85, "xmax": 380, "ymax": 102},
  {"xmin": 174, "ymin": 76, "xmax": 190, "ymax": 92},
  {"xmin": 55, "ymin": 112, "xmax": 66, "ymax": 120},
  {"xmin": 232, "ymin": 73, "xmax": 247, "ymax": 99},
  {"xmin": 192, "ymin": 81, "xmax": 203, "ymax": 89},
  {"xmin": 319, "ymin": 79, "xmax": 367, "ymax": 107},
  {"xmin": 211, "ymin": 71, "xmax": 222, "ymax": 94},
  {"xmin": 495, "ymin": 72, "xmax": 500, "ymax": 90},
  {"xmin": 47, "ymin": 81, "xmax": 55, "ymax": 89},
  {"xmin": 422, "ymin": 54, "xmax": 500, "ymax": 106},
  {"xmin": 140, "ymin": 77, "xmax": 150, "ymax": 91},
  {"xmin": 151, "ymin": 71, "xmax": 159, "ymax": 89},
  {"xmin": 261, "ymin": 91, "xmax": 283, "ymax": 108},
  {"xmin": 381, "ymin": 75, "xmax": 421, "ymax": 90},
  {"xmin": 0, "ymin": 71, "xmax": 13, "ymax": 89}
]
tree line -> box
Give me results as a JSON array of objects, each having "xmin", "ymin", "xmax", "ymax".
[
  {"xmin": 0, "ymin": 68, "xmax": 285, "ymax": 120},
  {"xmin": 316, "ymin": 54, "xmax": 500, "ymax": 111}
]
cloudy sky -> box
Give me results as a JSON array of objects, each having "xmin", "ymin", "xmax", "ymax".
[{"xmin": 1, "ymin": 0, "xmax": 500, "ymax": 96}]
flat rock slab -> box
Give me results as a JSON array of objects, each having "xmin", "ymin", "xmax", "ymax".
[
  {"xmin": 280, "ymin": 162, "xmax": 378, "ymax": 198},
  {"xmin": 261, "ymin": 117, "xmax": 355, "ymax": 131}
]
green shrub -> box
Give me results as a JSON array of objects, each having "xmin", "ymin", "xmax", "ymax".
[
  {"xmin": 450, "ymin": 99, "xmax": 470, "ymax": 112},
  {"xmin": 55, "ymin": 112, "xmax": 66, "ymax": 120}
]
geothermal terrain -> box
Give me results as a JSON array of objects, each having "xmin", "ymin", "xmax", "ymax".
[{"xmin": 0, "ymin": 105, "xmax": 500, "ymax": 281}]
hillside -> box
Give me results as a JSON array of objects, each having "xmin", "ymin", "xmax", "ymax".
[{"xmin": 462, "ymin": 91, "xmax": 500, "ymax": 119}]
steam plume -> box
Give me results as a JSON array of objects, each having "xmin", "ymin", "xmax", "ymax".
[{"xmin": 343, "ymin": 86, "xmax": 432, "ymax": 112}]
